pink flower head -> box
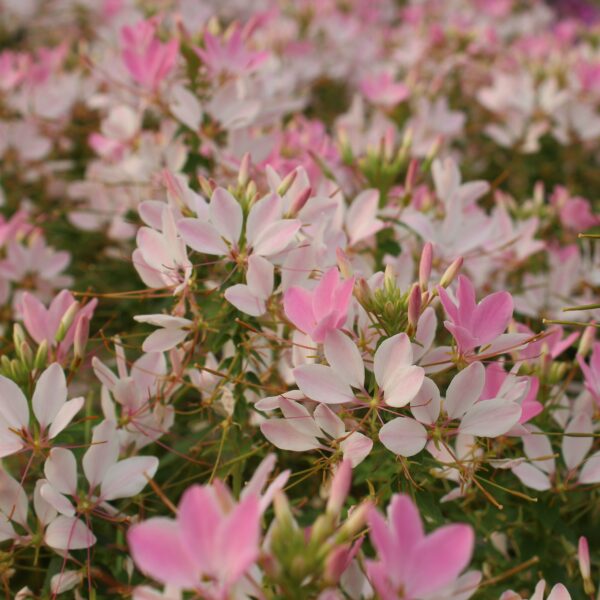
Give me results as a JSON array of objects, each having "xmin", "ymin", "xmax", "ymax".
[
  {"xmin": 284, "ymin": 268, "xmax": 355, "ymax": 343},
  {"xmin": 551, "ymin": 186, "xmax": 599, "ymax": 232},
  {"xmin": 20, "ymin": 289, "xmax": 97, "ymax": 361},
  {"xmin": 128, "ymin": 480, "xmax": 266, "ymax": 595},
  {"xmin": 195, "ymin": 26, "xmax": 268, "ymax": 77},
  {"xmin": 366, "ymin": 494, "xmax": 475, "ymax": 600},
  {"xmin": 578, "ymin": 342, "xmax": 600, "ymax": 405},
  {"xmin": 121, "ymin": 19, "xmax": 179, "ymax": 89},
  {"xmin": 359, "ymin": 72, "xmax": 409, "ymax": 108},
  {"xmin": 438, "ymin": 275, "xmax": 514, "ymax": 356}
]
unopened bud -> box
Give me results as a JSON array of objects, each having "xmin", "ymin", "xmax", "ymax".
[
  {"xmin": 288, "ymin": 186, "xmax": 311, "ymax": 216},
  {"xmin": 407, "ymin": 283, "xmax": 421, "ymax": 330},
  {"xmin": 419, "ymin": 242, "xmax": 433, "ymax": 290},
  {"xmin": 55, "ymin": 302, "xmax": 79, "ymax": 343},
  {"xmin": 74, "ymin": 316, "xmax": 90, "ymax": 360},
  {"xmin": 237, "ymin": 153, "xmax": 251, "ymax": 187},
  {"xmin": 579, "ymin": 536, "xmax": 595, "ymax": 595},
  {"xmin": 326, "ymin": 460, "xmax": 352, "ymax": 517},
  {"xmin": 355, "ymin": 278, "xmax": 375, "ymax": 311},
  {"xmin": 12, "ymin": 324, "xmax": 25, "ymax": 353},
  {"xmin": 19, "ymin": 341, "xmax": 33, "ymax": 368},
  {"xmin": 337, "ymin": 502, "xmax": 370, "ymax": 541},
  {"xmin": 277, "ymin": 169, "xmax": 298, "ymax": 197},
  {"xmin": 34, "ymin": 340, "xmax": 48, "ymax": 371},
  {"xmin": 324, "ymin": 544, "xmax": 352, "ymax": 585},
  {"xmin": 198, "ymin": 174, "xmax": 215, "ymax": 198},
  {"xmin": 578, "ymin": 324, "xmax": 595, "ymax": 357},
  {"xmin": 405, "ymin": 158, "xmax": 419, "ymax": 193},
  {"xmin": 273, "ymin": 491, "xmax": 295, "ymax": 531},
  {"xmin": 439, "ymin": 257, "xmax": 463, "ymax": 288},
  {"xmin": 384, "ymin": 264, "xmax": 396, "ymax": 292}
]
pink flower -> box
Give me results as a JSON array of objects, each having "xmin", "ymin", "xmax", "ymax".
[
  {"xmin": 284, "ymin": 268, "xmax": 355, "ymax": 343},
  {"xmin": 366, "ymin": 494, "xmax": 475, "ymax": 600},
  {"xmin": 20, "ymin": 289, "xmax": 97, "ymax": 361},
  {"xmin": 121, "ymin": 19, "xmax": 179, "ymax": 89},
  {"xmin": 359, "ymin": 72, "xmax": 409, "ymax": 107},
  {"xmin": 577, "ymin": 342, "xmax": 600, "ymax": 404},
  {"xmin": 195, "ymin": 27, "xmax": 268, "ymax": 77},
  {"xmin": 438, "ymin": 275, "xmax": 515, "ymax": 356},
  {"xmin": 0, "ymin": 363, "xmax": 84, "ymax": 458},
  {"xmin": 41, "ymin": 420, "xmax": 158, "ymax": 550},
  {"xmin": 127, "ymin": 463, "xmax": 282, "ymax": 595}
]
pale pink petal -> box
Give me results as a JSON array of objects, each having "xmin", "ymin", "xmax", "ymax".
[
  {"xmin": 379, "ymin": 417, "xmax": 427, "ymax": 457},
  {"xmin": 579, "ymin": 451, "xmax": 600, "ymax": 484},
  {"xmin": 522, "ymin": 427, "xmax": 555, "ymax": 475},
  {"xmin": 0, "ymin": 375, "xmax": 29, "ymax": 430},
  {"xmin": 445, "ymin": 362, "xmax": 485, "ymax": 419},
  {"xmin": 409, "ymin": 377, "xmax": 441, "ymax": 425},
  {"xmin": 48, "ymin": 397, "xmax": 84, "ymax": 439},
  {"xmin": 82, "ymin": 420, "xmax": 119, "ymax": 488},
  {"xmin": 0, "ymin": 471, "xmax": 28, "ymax": 526},
  {"xmin": 313, "ymin": 268, "xmax": 340, "ymax": 322},
  {"xmin": 459, "ymin": 400, "xmax": 521, "ymax": 437},
  {"xmin": 260, "ymin": 419, "xmax": 321, "ymax": 451},
  {"xmin": 406, "ymin": 524, "xmax": 474, "ymax": 597},
  {"xmin": 389, "ymin": 494, "xmax": 425, "ymax": 570},
  {"xmin": 217, "ymin": 495, "xmax": 260, "ymax": 585},
  {"xmin": 346, "ymin": 189, "xmax": 383, "ymax": 246},
  {"xmin": 546, "ymin": 584, "xmax": 572, "ymax": 600},
  {"xmin": 383, "ymin": 366, "xmax": 425, "ymax": 408},
  {"xmin": 313, "ymin": 404, "xmax": 345, "ymax": 439},
  {"xmin": 128, "ymin": 518, "xmax": 198, "ymax": 588},
  {"xmin": 284, "ymin": 287, "xmax": 315, "ymax": 334},
  {"xmin": 340, "ymin": 432, "xmax": 373, "ymax": 466},
  {"xmin": 32, "ymin": 363, "xmax": 67, "ymax": 429},
  {"xmin": 374, "ymin": 333, "xmax": 414, "ymax": 390},
  {"xmin": 92, "ymin": 357, "xmax": 119, "ymax": 389},
  {"xmin": 246, "ymin": 255, "xmax": 274, "ymax": 300},
  {"xmin": 44, "ymin": 448, "xmax": 77, "ymax": 495},
  {"xmin": 472, "ymin": 291, "xmax": 513, "ymax": 346},
  {"xmin": 45, "ymin": 516, "xmax": 96, "ymax": 550},
  {"xmin": 512, "ymin": 463, "xmax": 552, "ymax": 491},
  {"xmin": 324, "ymin": 330, "xmax": 364, "ymax": 389},
  {"xmin": 293, "ymin": 364, "xmax": 355, "ymax": 405},
  {"xmin": 142, "ymin": 328, "xmax": 188, "ymax": 352},
  {"xmin": 21, "ymin": 292, "xmax": 51, "ymax": 343},
  {"xmin": 210, "ymin": 187, "xmax": 242, "ymax": 245},
  {"xmin": 224, "ymin": 284, "xmax": 265, "ymax": 317},
  {"xmin": 34, "ymin": 480, "xmax": 57, "ymax": 526},
  {"xmin": 40, "ymin": 483, "xmax": 75, "ymax": 517},
  {"xmin": 101, "ymin": 456, "xmax": 159, "ymax": 500},
  {"xmin": 178, "ymin": 218, "xmax": 228, "ymax": 255},
  {"xmin": 246, "ymin": 193, "xmax": 283, "ymax": 247},
  {"xmin": 562, "ymin": 413, "xmax": 593, "ymax": 470},
  {"xmin": 279, "ymin": 397, "xmax": 323, "ymax": 438},
  {"xmin": 177, "ymin": 484, "xmax": 222, "ymax": 574},
  {"xmin": 252, "ymin": 219, "xmax": 301, "ymax": 256}
]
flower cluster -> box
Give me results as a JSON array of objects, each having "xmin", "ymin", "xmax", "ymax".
[{"xmin": 0, "ymin": 0, "xmax": 599, "ymax": 598}]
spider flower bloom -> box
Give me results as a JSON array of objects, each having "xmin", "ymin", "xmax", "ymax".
[
  {"xmin": 128, "ymin": 485, "xmax": 261, "ymax": 596},
  {"xmin": 366, "ymin": 494, "xmax": 475, "ymax": 600},
  {"xmin": 284, "ymin": 268, "xmax": 355, "ymax": 343},
  {"xmin": 121, "ymin": 19, "xmax": 178, "ymax": 90}
]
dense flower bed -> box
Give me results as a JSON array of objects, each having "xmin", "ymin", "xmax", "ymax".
[{"xmin": 0, "ymin": 0, "xmax": 599, "ymax": 598}]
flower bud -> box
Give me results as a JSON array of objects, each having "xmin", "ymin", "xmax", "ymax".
[
  {"xmin": 288, "ymin": 186, "xmax": 311, "ymax": 216},
  {"xmin": 408, "ymin": 283, "xmax": 421, "ymax": 328},
  {"xmin": 34, "ymin": 340, "xmax": 48, "ymax": 371},
  {"xmin": 405, "ymin": 158, "xmax": 419, "ymax": 193},
  {"xmin": 237, "ymin": 152, "xmax": 251, "ymax": 187},
  {"xmin": 439, "ymin": 256, "xmax": 463, "ymax": 288},
  {"xmin": 277, "ymin": 169, "xmax": 298, "ymax": 197},
  {"xmin": 55, "ymin": 302, "xmax": 79, "ymax": 343},
  {"xmin": 324, "ymin": 544, "xmax": 352, "ymax": 585},
  {"xmin": 578, "ymin": 324, "xmax": 595, "ymax": 357},
  {"xmin": 337, "ymin": 502, "xmax": 370, "ymax": 541},
  {"xmin": 419, "ymin": 242, "xmax": 433, "ymax": 290},
  {"xmin": 74, "ymin": 316, "xmax": 90, "ymax": 361},
  {"xmin": 579, "ymin": 536, "xmax": 595, "ymax": 594},
  {"xmin": 326, "ymin": 460, "xmax": 352, "ymax": 517}
]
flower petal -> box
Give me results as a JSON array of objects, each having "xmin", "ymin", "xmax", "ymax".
[{"xmin": 379, "ymin": 417, "xmax": 427, "ymax": 457}]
